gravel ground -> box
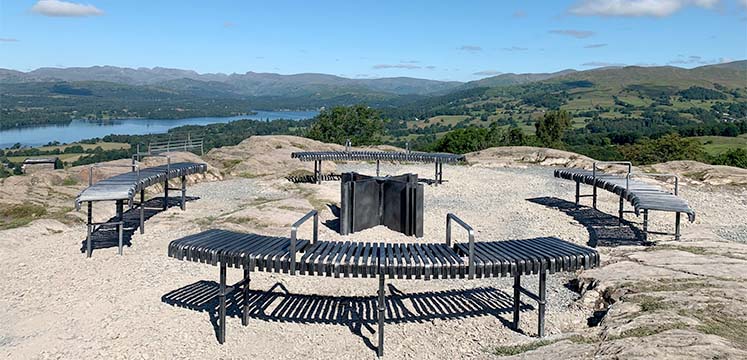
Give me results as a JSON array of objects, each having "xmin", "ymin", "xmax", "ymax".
[{"xmin": 1, "ymin": 163, "xmax": 745, "ymax": 359}]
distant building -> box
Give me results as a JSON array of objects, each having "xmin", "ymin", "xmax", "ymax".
[{"xmin": 22, "ymin": 157, "xmax": 59, "ymax": 174}]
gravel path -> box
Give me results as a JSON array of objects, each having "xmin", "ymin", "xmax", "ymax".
[{"xmin": 1, "ymin": 163, "xmax": 744, "ymax": 359}]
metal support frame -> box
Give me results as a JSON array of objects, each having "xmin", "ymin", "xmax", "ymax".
[
  {"xmin": 242, "ymin": 269, "xmax": 251, "ymax": 326},
  {"xmin": 289, "ymin": 210, "xmax": 319, "ymax": 274},
  {"xmin": 377, "ymin": 271, "xmax": 385, "ymax": 358},
  {"xmin": 512, "ymin": 268, "xmax": 547, "ymax": 337},
  {"xmin": 590, "ymin": 161, "xmax": 633, "ymax": 210},
  {"xmin": 180, "ymin": 176, "xmax": 186, "ymax": 211},
  {"xmin": 376, "ymin": 160, "xmax": 380, "ymax": 176},
  {"xmin": 574, "ymin": 180, "xmax": 580, "ymax": 207},
  {"xmin": 446, "ymin": 213, "xmax": 475, "ymax": 279},
  {"xmin": 85, "ymin": 162, "xmax": 139, "ymax": 258},
  {"xmin": 218, "ymin": 262, "xmax": 227, "ymax": 344},
  {"xmin": 139, "ymin": 189, "xmax": 145, "ymax": 234},
  {"xmin": 643, "ymin": 209, "xmax": 649, "ymax": 241}
]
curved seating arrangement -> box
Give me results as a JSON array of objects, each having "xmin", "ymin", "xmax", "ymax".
[
  {"xmin": 554, "ymin": 161, "xmax": 695, "ymax": 240},
  {"xmin": 76, "ymin": 159, "xmax": 207, "ymax": 257},
  {"xmin": 291, "ymin": 149, "xmax": 465, "ymax": 185},
  {"xmin": 168, "ymin": 211, "xmax": 599, "ymax": 357}
]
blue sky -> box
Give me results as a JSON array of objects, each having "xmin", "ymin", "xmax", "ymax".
[{"xmin": 1, "ymin": 0, "xmax": 745, "ymax": 81}]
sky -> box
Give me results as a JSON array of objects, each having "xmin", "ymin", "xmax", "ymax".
[{"xmin": 1, "ymin": 0, "xmax": 746, "ymax": 81}]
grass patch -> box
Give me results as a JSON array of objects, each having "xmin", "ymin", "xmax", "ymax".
[
  {"xmin": 622, "ymin": 279, "xmax": 707, "ymax": 293},
  {"xmin": 195, "ymin": 216, "xmax": 217, "ymax": 228},
  {"xmin": 221, "ymin": 159, "xmax": 242, "ymax": 171},
  {"xmin": 688, "ymin": 306, "xmax": 747, "ymax": 350},
  {"xmin": 62, "ymin": 177, "xmax": 78, "ymax": 186},
  {"xmin": 629, "ymin": 295, "xmax": 669, "ymax": 312},
  {"xmin": 237, "ymin": 172, "xmax": 259, "ymax": 179},
  {"xmin": 0, "ymin": 204, "xmax": 48, "ymax": 230},
  {"xmin": 493, "ymin": 339, "xmax": 557, "ymax": 356},
  {"xmin": 224, "ymin": 216, "xmax": 268, "ymax": 228},
  {"xmin": 610, "ymin": 322, "xmax": 688, "ymax": 340},
  {"xmin": 647, "ymin": 244, "xmax": 710, "ymax": 255}
]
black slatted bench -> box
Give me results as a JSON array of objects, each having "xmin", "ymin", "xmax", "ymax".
[
  {"xmin": 291, "ymin": 141, "xmax": 464, "ymax": 185},
  {"xmin": 554, "ymin": 161, "xmax": 695, "ymax": 240},
  {"xmin": 168, "ymin": 211, "xmax": 599, "ymax": 357},
  {"xmin": 75, "ymin": 155, "xmax": 207, "ymax": 257}
]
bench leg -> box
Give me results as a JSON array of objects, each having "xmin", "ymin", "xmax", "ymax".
[
  {"xmin": 242, "ymin": 268, "xmax": 251, "ymax": 326},
  {"xmin": 376, "ymin": 160, "xmax": 380, "ymax": 177},
  {"xmin": 592, "ymin": 185, "xmax": 597, "ymax": 210},
  {"xmin": 180, "ymin": 175, "xmax": 186, "ymax": 211},
  {"xmin": 163, "ymin": 180, "xmax": 169, "ymax": 210},
  {"xmin": 218, "ymin": 262, "xmax": 227, "ymax": 344},
  {"xmin": 434, "ymin": 162, "xmax": 439, "ymax": 186},
  {"xmin": 618, "ymin": 195, "xmax": 624, "ymax": 226},
  {"xmin": 643, "ymin": 210, "xmax": 649, "ymax": 241},
  {"xmin": 538, "ymin": 270, "xmax": 547, "ymax": 337},
  {"xmin": 139, "ymin": 189, "xmax": 145, "ymax": 234},
  {"xmin": 116, "ymin": 200, "xmax": 124, "ymax": 256},
  {"xmin": 575, "ymin": 181, "xmax": 580, "ymax": 207},
  {"xmin": 675, "ymin": 212, "xmax": 681, "ymax": 241},
  {"xmin": 513, "ymin": 275, "xmax": 521, "ymax": 330},
  {"xmin": 86, "ymin": 202, "xmax": 93, "ymax": 258},
  {"xmin": 377, "ymin": 272, "xmax": 385, "ymax": 357}
]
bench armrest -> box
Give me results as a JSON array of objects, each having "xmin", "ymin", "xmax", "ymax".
[
  {"xmin": 593, "ymin": 161, "xmax": 632, "ymax": 189},
  {"xmin": 290, "ymin": 210, "xmax": 319, "ymax": 274},
  {"xmin": 133, "ymin": 153, "xmax": 172, "ymax": 174},
  {"xmin": 88, "ymin": 163, "xmax": 140, "ymax": 186},
  {"xmin": 640, "ymin": 173, "xmax": 679, "ymax": 195},
  {"xmin": 446, "ymin": 213, "xmax": 475, "ymax": 279}
]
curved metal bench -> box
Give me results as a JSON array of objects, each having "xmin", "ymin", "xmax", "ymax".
[
  {"xmin": 168, "ymin": 211, "xmax": 598, "ymax": 357},
  {"xmin": 291, "ymin": 143, "xmax": 465, "ymax": 186},
  {"xmin": 554, "ymin": 161, "xmax": 695, "ymax": 240},
  {"xmin": 75, "ymin": 157, "xmax": 207, "ymax": 257}
]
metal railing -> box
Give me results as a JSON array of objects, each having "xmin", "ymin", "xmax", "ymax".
[
  {"xmin": 593, "ymin": 161, "xmax": 632, "ymax": 190},
  {"xmin": 446, "ymin": 213, "xmax": 475, "ymax": 279},
  {"xmin": 147, "ymin": 135, "xmax": 204, "ymax": 155},
  {"xmin": 289, "ymin": 210, "xmax": 319, "ymax": 274},
  {"xmin": 641, "ymin": 173, "xmax": 680, "ymax": 195}
]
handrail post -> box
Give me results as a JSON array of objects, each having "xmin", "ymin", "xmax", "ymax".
[
  {"xmin": 446, "ymin": 213, "xmax": 475, "ymax": 279},
  {"xmin": 290, "ymin": 210, "xmax": 319, "ymax": 275}
]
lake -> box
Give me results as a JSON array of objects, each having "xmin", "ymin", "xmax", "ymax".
[{"xmin": 0, "ymin": 110, "xmax": 318, "ymax": 149}]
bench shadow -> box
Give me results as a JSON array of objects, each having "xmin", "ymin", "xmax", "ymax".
[
  {"xmin": 80, "ymin": 196, "xmax": 200, "ymax": 254},
  {"xmin": 526, "ymin": 197, "xmax": 651, "ymax": 247},
  {"xmin": 162, "ymin": 280, "xmax": 531, "ymax": 350}
]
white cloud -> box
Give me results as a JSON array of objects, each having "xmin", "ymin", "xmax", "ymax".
[
  {"xmin": 513, "ymin": 10, "xmax": 527, "ymax": 17},
  {"xmin": 0, "ymin": 38, "xmax": 19, "ymax": 42},
  {"xmin": 31, "ymin": 0, "xmax": 103, "ymax": 17},
  {"xmin": 549, "ymin": 29, "xmax": 595, "ymax": 38},
  {"xmin": 372, "ymin": 64, "xmax": 421, "ymax": 69},
  {"xmin": 584, "ymin": 43, "xmax": 608, "ymax": 48},
  {"xmin": 668, "ymin": 54, "xmax": 711, "ymax": 65},
  {"xmin": 473, "ymin": 70, "xmax": 502, "ymax": 76},
  {"xmin": 459, "ymin": 45, "xmax": 483, "ymax": 52},
  {"xmin": 569, "ymin": 0, "xmax": 718, "ymax": 17}
]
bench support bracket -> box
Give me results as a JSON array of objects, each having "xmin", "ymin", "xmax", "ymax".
[{"xmin": 512, "ymin": 270, "xmax": 547, "ymax": 337}]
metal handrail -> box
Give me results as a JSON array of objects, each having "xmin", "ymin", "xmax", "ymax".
[
  {"xmin": 593, "ymin": 161, "xmax": 632, "ymax": 190},
  {"xmin": 446, "ymin": 213, "xmax": 475, "ymax": 279},
  {"xmin": 133, "ymin": 153, "xmax": 171, "ymax": 175},
  {"xmin": 289, "ymin": 210, "xmax": 319, "ymax": 274},
  {"xmin": 640, "ymin": 173, "xmax": 680, "ymax": 195}
]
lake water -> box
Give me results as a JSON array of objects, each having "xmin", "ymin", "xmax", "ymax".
[{"xmin": 0, "ymin": 110, "xmax": 318, "ymax": 149}]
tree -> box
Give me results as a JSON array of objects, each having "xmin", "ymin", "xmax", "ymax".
[
  {"xmin": 712, "ymin": 148, "xmax": 747, "ymax": 169},
  {"xmin": 535, "ymin": 110, "xmax": 571, "ymax": 146},
  {"xmin": 306, "ymin": 105, "xmax": 385, "ymax": 146}
]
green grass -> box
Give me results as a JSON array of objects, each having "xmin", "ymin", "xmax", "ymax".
[
  {"xmin": 493, "ymin": 339, "xmax": 557, "ymax": 356},
  {"xmin": 690, "ymin": 136, "xmax": 747, "ymax": 156},
  {"xmin": 609, "ymin": 322, "xmax": 688, "ymax": 340},
  {"xmin": 0, "ymin": 203, "xmax": 48, "ymax": 230}
]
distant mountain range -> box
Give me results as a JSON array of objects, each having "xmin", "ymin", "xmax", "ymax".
[{"xmin": 0, "ymin": 66, "xmax": 463, "ymax": 96}]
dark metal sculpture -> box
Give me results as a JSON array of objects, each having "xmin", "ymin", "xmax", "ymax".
[
  {"xmin": 168, "ymin": 212, "xmax": 600, "ymax": 357},
  {"xmin": 555, "ymin": 161, "xmax": 695, "ymax": 240},
  {"xmin": 340, "ymin": 172, "xmax": 424, "ymax": 237}
]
